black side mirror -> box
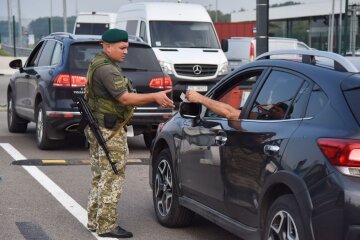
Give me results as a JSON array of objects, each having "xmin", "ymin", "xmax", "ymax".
[
  {"xmin": 221, "ymin": 38, "xmax": 229, "ymax": 52},
  {"xmin": 9, "ymin": 59, "xmax": 23, "ymax": 69},
  {"xmin": 179, "ymin": 102, "xmax": 201, "ymax": 119}
]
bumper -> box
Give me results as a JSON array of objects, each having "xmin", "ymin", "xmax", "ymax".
[
  {"xmin": 45, "ymin": 111, "xmax": 82, "ymax": 140},
  {"xmin": 130, "ymin": 106, "xmax": 174, "ymax": 135},
  {"xmin": 311, "ymin": 172, "xmax": 360, "ymax": 240}
]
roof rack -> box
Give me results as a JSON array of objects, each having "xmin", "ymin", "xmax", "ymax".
[
  {"xmin": 256, "ymin": 49, "xmax": 359, "ymax": 73},
  {"xmin": 49, "ymin": 32, "xmax": 74, "ymax": 39}
]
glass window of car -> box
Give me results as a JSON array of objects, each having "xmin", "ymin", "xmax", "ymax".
[
  {"xmin": 204, "ymin": 70, "xmax": 264, "ymax": 118},
  {"xmin": 121, "ymin": 44, "xmax": 162, "ymax": 71},
  {"xmin": 248, "ymin": 70, "xmax": 306, "ymax": 120},
  {"xmin": 126, "ymin": 20, "xmax": 138, "ymax": 36},
  {"xmin": 51, "ymin": 42, "xmax": 62, "ymax": 66},
  {"xmin": 305, "ymin": 84, "xmax": 328, "ymax": 117},
  {"xmin": 26, "ymin": 41, "xmax": 45, "ymax": 68},
  {"xmin": 150, "ymin": 21, "xmax": 220, "ymax": 48},
  {"xmin": 37, "ymin": 40, "xmax": 56, "ymax": 67},
  {"xmin": 69, "ymin": 43, "xmax": 102, "ymax": 71}
]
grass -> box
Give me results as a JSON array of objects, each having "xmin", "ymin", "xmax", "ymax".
[{"xmin": 0, "ymin": 48, "xmax": 10, "ymax": 56}]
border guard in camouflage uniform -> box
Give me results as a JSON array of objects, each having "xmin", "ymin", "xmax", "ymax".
[{"xmin": 85, "ymin": 29, "xmax": 174, "ymax": 238}]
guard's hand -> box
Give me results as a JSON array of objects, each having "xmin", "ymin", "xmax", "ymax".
[
  {"xmin": 154, "ymin": 89, "xmax": 174, "ymax": 108},
  {"xmin": 185, "ymin": 90, "xmax": 203, "ymax": 103}
]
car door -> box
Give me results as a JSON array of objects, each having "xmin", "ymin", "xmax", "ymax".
[
  {"xmin": 13, "ymin": 41, "xmax": 45, "ymax": 119},
  {"xmin": 28, "ymin": 40, "xmax": 59, "ymax": 116},
  {"xmin": 178, "ymin": 68, "xmax": 266, "ymax": 213},
  {"xmin": 221, "ymin": 68, "xmax": 312, "ymax": 227}
]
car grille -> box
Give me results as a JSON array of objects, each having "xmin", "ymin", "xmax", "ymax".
[{"xmin": 174, "ymin": 64, "xmax": 217, "ymax": 77}]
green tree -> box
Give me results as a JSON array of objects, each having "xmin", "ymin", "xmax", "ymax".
[
  {"xmin": 0, "ymin": 20, "xmax": 20, "ymax": 43},
  {"xmin": 208, "ymin": 10, "xmax": 231, "ymax": 22},
  {"xmin": 28, "ymin": 16, "xmax": 76, "ymax": 42}
]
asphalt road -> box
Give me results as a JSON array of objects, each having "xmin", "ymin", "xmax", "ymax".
[{"xmin": 0, "ymin": 75, "xmax": 241, "ymax": 240}]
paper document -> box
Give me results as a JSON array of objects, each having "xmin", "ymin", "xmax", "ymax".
[{"xmin": 180, "ymin": 92, "xmax": 189, "ymax": 102}]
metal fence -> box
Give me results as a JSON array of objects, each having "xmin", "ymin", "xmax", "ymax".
[{"xmin": 1, "ymin": 44, "xmax": 32, "ymax": 57}]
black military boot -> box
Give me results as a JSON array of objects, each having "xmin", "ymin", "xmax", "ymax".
[{"xmin": 98, "ymin": 226, "xmax": 133, "ymax": 238}]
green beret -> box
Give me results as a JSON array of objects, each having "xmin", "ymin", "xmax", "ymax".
[{"xmin": 101, "ymin": 29, "xmax": 128, "ymax": 43}]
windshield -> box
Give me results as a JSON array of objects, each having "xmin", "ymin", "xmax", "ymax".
[
  {"xmin": 74, "ymin": 23, "xmax": 109, "ymax": 35},
  {"xmin": 149, "ymin": 21, "xmax": 220, "ymax": 49},
  {"xmin": 69, "ymin": 43, "xmax": 161, "ymax": 72}
]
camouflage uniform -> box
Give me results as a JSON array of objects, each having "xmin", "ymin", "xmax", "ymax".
[{"xmin": 85, "ymin": 53, "xmax": 134, "ymax": 234}]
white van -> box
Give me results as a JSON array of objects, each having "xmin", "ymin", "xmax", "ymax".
[
  {"xmin": 222, "ymin": 37, "xmax": 311, "ymax": 71},
  {"xmin": 73, "ymin": 12, "xmax": 117, "ymax": 35},
  {"xmin": 116, "ymin": 2, "xmax": 228, "ymax": 103}
]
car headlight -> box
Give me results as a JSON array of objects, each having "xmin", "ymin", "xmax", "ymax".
[
  {"xmin": 159, "ymin": 60, "xmax": 173, "ymax": 75},
  {"xmin": 218, "ymin": 61, "xmax": 229, "ymax": 75}
]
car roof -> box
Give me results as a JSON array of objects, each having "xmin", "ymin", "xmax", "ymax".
[{"xmin": 42, "ymin": 32, "xmax": 149, "ymax": 47}]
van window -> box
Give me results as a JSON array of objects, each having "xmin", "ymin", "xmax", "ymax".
[
  {"xmin": 75, "ymin": 23, "xmax": 109, "ymax": 35},
  {"xmin": 149, "ymin": 21, "xmax": 219, "ymax": 49},
  {"xmin": 126, "ymin": 20, "xmax": 138, "ymax": 36},
  {"xmin": 139, "ymin": 21, "xmax": 147, "ymax": 43}
]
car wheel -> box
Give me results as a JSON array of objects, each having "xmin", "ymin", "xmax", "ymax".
[
  {"xmin": 153, "ymin": 148, "xmax": 194, "ymax": 227},
  {"xmin": 264, "ymin": 194, "xmax": 305, "ymax": 240},
  {"xmin": 7, "ymin": 92, "xmax": 28, "ymax": 133},
  {"xmin": 36, "ymin": 102, "xmax": 57, "ymax": 149},
  {"xmin": 143, "ymin": 132, "xmax": 156, "ymax": 149}
]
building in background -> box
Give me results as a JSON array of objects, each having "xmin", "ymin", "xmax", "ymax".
[{"xmin": 219, "ymin": 2, "xmax": 360, "ymax": 54}]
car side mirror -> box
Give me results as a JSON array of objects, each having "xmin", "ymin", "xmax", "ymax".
[
  {"xmin": 221, "ymin": 38, "xmax": 228, "ymax": 52},
  {"xmin": 9, "ymin": 59, "xmax": 23, "ymax": 69},
  {"xmin": 179, "ymin": 102, "xmax": 201, "ymax": 119}
]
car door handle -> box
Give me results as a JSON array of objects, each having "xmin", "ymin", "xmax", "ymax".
[
  {"xmin": 215, "ymin": 135, "xmax": 227, "ymax": 146},
  {"xmin": 264, "ymin": 145, "xmax": 280, "ymax": 155}
]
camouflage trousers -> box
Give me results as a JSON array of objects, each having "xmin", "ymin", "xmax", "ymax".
[{"xmin": 85, "ymin": 126, "xmax": 128, "ymax": 234}]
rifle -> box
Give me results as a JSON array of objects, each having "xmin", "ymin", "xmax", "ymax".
[{"xmin": 73, "ymin": 96, "xmax": 119, "ymax": 175}]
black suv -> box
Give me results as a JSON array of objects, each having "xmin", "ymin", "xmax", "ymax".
[
  {"xmin": 149, "ymin": 50, "xmax": 360, "ymax": 240},
  {"xmin": 8, "ymin": 33, "xmax": 172, "ymax": 149}
]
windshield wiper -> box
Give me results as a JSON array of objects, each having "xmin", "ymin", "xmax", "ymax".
[{"xmin": 121, "ymin": 67, "xmax": 149, "ymax": 71}]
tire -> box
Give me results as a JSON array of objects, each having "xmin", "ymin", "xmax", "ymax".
[
  {"xmin": 35, "ymin": 102, "xmax": 58, "ymax": 149},
  {"xmin": 7, "ymin": 92, "xmax": 28, "ymax": 133},
  {"xmin": 153, "ymin": 148, "xmax": 194, "ymax": 227},
  {"xmin": 143, "ymin": 132, "xmax": 156, "ymax": 149},
  {"xmin": 264, "ymin": 194, "xmax": 306, "ymax": 240}
]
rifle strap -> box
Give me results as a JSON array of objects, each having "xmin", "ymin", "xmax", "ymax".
[{"xmin": 106, "ymin": 107, "xmax": 135, "ymax": 141}]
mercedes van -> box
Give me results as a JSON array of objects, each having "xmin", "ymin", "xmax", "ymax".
[
  {"xmin": 116, "ymin": 2, "xmax": 228, "ymax": 104},
  {"xmin": 73, "ymin": 12, "xmax": 117, "ymax": 35}
]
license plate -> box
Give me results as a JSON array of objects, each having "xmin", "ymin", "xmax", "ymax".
[{"xmin": 187, "ymin": 85, "xmax": 208, "ymax": 92}]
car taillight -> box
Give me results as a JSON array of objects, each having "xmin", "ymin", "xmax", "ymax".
[
  {"xmin": 53, "ymin": 74, "xmax": 87, "ymax": 88},
  {"xmin": 317, "ymin": 138, "xmax": 360, "ymax": 167},
  {"xmin": 250, "ymin": 42, "xmax": 255, "ymax": 62},
  {"xmin": 149, "ymin": 76, "xmax": 172, "ymax": 89}
]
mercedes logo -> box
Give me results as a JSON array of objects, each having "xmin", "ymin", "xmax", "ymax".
[{"xmin": 192, "ymin": 65, "xmax": 202, "ymax": 75}]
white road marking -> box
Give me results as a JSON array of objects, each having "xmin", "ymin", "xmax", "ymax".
[{"xmin": 0, "ymin": 143, "xmax": 115, "ymax": 240}]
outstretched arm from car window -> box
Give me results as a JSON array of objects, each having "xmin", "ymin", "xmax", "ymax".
[{"xmin": 186, "ymin": 90, "xmax": 241, "ymax": 120}]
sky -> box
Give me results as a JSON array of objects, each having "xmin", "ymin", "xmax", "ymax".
[{"xmin": 0, "ymin": 0, "xmax": 332, "ymax": 22}]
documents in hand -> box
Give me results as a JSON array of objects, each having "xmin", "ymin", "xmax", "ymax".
[{"xmin": 180, "ymin": 92, "xmax": 189, "ymax": 102}]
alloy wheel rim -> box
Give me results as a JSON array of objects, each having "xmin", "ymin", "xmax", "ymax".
[
  {"xmin": 37, "ymin": 108, "xmax": 43, "ymax": 142},
  {"xmin": 154, "ymin": 159, "xmax": 173, "ymax": 217},
  {"xmin": 267, "ymin": 210, "xmax": 299, "ymax": 240}
]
